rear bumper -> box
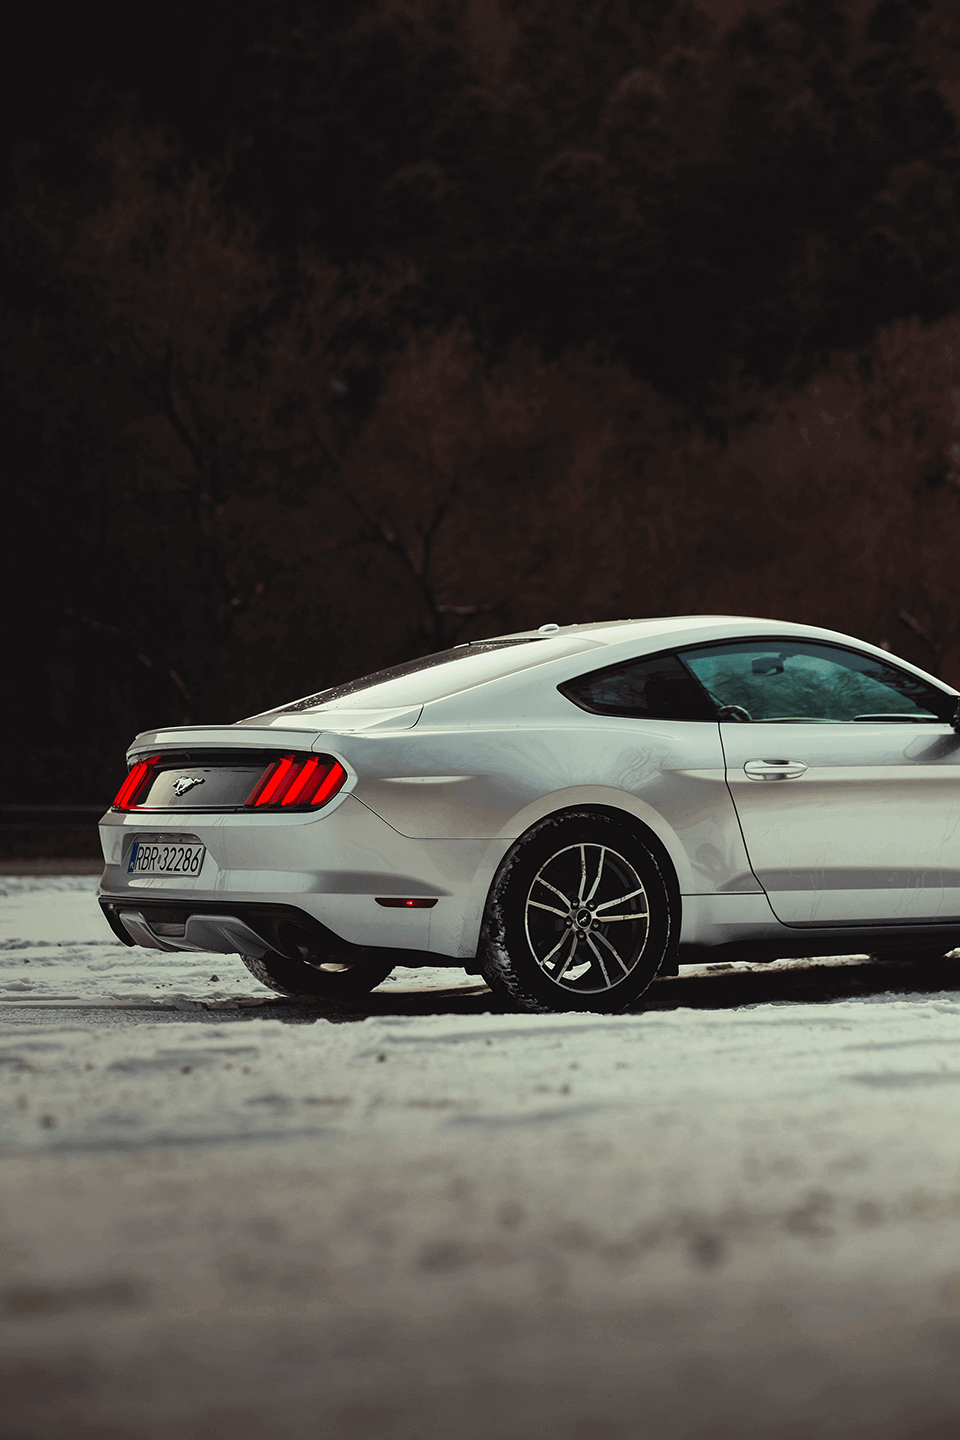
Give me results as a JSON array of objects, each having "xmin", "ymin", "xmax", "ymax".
[
  {"xmin": 106, "ymin": 905, "xmax": 277, "ymax": 958},
  {"xmin": 97, "ymin": 794, "xmax": 505, "ymax": 960},
  {"xmin": 99, "ymin": 896, "xmax": 445, "ymax": 967}
]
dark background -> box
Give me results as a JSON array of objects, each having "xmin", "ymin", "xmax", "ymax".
[{"xmin": 5, "ymin": 0, "xmax": 960, "ymax": 814}]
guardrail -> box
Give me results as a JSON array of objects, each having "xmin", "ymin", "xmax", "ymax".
[{"xmin": 0, "ymin": 805, "xmax": 107, "ymax": 831}]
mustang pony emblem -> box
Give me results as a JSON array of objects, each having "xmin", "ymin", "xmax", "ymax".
[{"xmin": 173, "ymin": 776, "xmax": 206, "ymax": 797}]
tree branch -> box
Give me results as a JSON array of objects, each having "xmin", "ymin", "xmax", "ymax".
[{"xmin": 133, "ymin": 349, "xmax": 204, "ymax": 470}]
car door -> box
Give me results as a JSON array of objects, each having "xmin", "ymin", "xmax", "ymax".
[{"xmin": 678, "ymin": 639, "xmax": 960, "ymax": 927}]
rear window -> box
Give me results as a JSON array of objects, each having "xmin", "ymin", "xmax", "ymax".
[{"xmin": 270, "ymin": 637, "xmax": 600, "ymax": 715}]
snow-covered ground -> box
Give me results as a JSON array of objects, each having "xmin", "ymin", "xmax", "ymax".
[
  {"xmin": 4, "ymin": 876, "xmax": 960, "ymax": 1439},
  {"xmin": 0, "ymin": 874, "xmax": 478, "ymax": 1007}
]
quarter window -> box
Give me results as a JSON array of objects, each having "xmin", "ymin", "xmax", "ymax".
[
  {"xmin": 559, "ymin": 652, "xmax": 716, "ymax": 720},
  {"xmin": 677, "ymin": 641, "xmax": 949, "ymax": 723}
]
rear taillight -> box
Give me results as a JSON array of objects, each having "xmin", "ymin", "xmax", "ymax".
[
  {"xmin": 112, "ymin": 755, "xmax": 161, "ymax": 811},
  {"xmin": 245, "ymin": 755, "xmax": 347, "ymax": 810}
]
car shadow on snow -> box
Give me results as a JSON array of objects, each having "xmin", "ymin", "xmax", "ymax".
[
  {"xmin": 209, "ymin": 952, "xmax": 960, "ymax": 1024},
  {"xmin": 644, "ymin": 952, "xmax": 960, "ymax": 1012}
]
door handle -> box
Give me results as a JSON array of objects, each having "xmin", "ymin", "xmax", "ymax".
[{"xmin": 743, "ymin": 759, "xmax": 808, "ymax": 781}]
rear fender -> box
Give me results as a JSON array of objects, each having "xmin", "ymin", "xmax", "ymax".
[{"xmin": 453, "ymin": 788, "xmax": 689, "ymax": 962}]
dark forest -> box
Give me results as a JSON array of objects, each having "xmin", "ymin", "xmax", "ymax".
[{"xmin": 5, "ymin": 0, "xmax": 960, "ymax": 804}]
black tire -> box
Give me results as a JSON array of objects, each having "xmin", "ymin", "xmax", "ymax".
[
  {"xmin": 478, "ymin": 810, "xmax": 677, "ymax": 1013},
  {"xmin": 240, "ymin": 949, "xmax": 396, "ymax": 998}
]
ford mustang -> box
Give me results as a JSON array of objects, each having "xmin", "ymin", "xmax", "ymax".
[{"xmin": 97, "ymin": 616, "xmax": 960, "ymax": 1012}]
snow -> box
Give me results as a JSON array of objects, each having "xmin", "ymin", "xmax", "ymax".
[
  {"xmin": 4, "ymin": 875, "xmax": 960, "ymax": 1438},
  {"xmin": 0, "ymin": 874, "xmax": 477, "ymax": 1006}
]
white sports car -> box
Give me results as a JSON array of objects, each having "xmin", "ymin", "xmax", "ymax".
[{"xmin": 98, "ymin": 616, "xmax": 960, "ymax": 1012}]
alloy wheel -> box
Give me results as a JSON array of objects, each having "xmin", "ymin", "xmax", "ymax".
[{"xmin": 523, "ymin": 842, "xmax": 649, "ymax": 994}]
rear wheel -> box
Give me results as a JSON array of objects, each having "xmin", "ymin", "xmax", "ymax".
[
  {"xmin": 240, "ymin": 949, "xmax": 396, "ymax": 998},
  {"xmin": 478, "ymin": 811, "xmax": 677, "ymax": 1013}
]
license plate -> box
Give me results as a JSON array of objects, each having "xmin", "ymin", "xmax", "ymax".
[{"xmin": 127, "ymin": 841, "xmax": 206, "ymax": 877}]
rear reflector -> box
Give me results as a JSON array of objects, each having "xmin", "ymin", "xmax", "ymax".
[
  {"xmin": 375, "ymin": 897, "xmax": 438, "ymax": 908},
  {"xmin": 245, "ymin": 756, "xmax": 347, "ymax": 810},
  {"xmin": 112, "ymin": 756, "xmax": 161, "ymax": 811}
]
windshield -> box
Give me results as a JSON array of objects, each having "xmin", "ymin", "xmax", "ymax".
[{"xmin": 265, "ymin": 636, "xmax": 601, "ymax": 715}]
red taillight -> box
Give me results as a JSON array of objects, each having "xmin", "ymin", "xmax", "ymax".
[
  {"xmin": 245, "ymin": 756, "xmax": 347, "ymax": 810},
  {"xmin": 302, "ymin": 761, "xmax": 348, "ymax": 808},
  {"xmin": 246, "ymin": 755, "xmax": 299, "ymax": 807},
  {"xmin": 113, "ymin": 755, "xmax": 161, "ymax": 811},
  {"xmin": 280, "ymin": 756, "xmax": 323, "ymax": 807}
]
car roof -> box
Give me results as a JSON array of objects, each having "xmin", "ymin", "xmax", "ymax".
[
  {"xmin": 233, "ymin": 613, "xmax": 956, "ymax": 735},
  {"xmin": 499, "ymin": 615, "xmax": 858, "ymax": 646},
  {"xmin": 491, "ymin": 615, "xmax": 956, "ymax": 691}
]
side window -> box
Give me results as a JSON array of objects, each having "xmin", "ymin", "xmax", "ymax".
[
  {"xmin": 559, "ymin": 652, "xmax": 717, "ymax": 720},
  {"xmin": 677, "ymin": 641, "xmax": 949, "ymax": 723}
]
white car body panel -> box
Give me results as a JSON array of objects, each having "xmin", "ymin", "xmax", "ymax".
[{"xmin": 720, "ymin": 720, "xmax": 960, "ymax": 925}]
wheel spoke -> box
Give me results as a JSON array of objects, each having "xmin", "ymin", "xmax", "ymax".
[
  {"xmin": 584, "ymin": 932, "xmax": 613, "ymax": 986},
  {"xmin": 583, "ymin": 846, "xmax": 606, "ymax": 903},
  {"xmin": 528, "ymin": 900, "xmax": 569, "ymax": 918},
  {"xmin": 538, "ymin": 876, "xmax": 576, "ymax": 908},
  {"xmin": 594, "ymin": 885, "xmax": 646, "ymax": 914},
  {"xmin": 596, "ymin": 912, "xmax": 648, "ymax": 923},
  {"xmin": 538, "ymin": 929, "xmax": 571, "ymax": 967},
  {"xmin": 590, "ymin": 927, "xmax": 632, "ymax": 974},
  {"xmin": 553, "ymin": 931, "xmax": 580, "ymax": 983}
]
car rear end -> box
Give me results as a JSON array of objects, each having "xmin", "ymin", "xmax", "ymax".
[
  {"xmin": 96, "ymin": 629, "xmax": 621, "ymax": 979},
  {"xmin": 96, "ymin": 724, "xmax": 454, "ymax": 971}
]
